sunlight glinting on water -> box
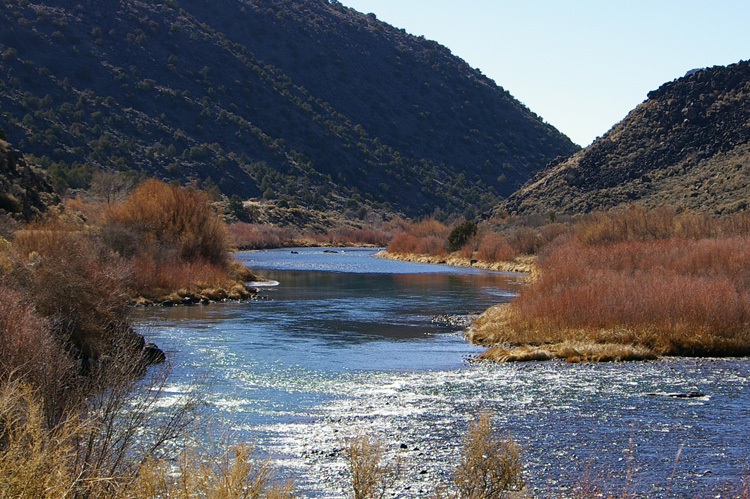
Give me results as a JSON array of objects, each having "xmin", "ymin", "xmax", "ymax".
[{"xmin": 133, "ymin": 248, "xmax": 750, "ymax": 497}]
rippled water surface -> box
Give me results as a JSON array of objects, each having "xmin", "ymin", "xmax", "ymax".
[{"xmin": 132, "ymin": 248, "xmax": 750, "ymax": 497}]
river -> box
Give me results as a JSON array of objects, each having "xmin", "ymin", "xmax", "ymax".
[{"xmin": 131, "ymin": 247, "xmax": 750, "ymax": 497}]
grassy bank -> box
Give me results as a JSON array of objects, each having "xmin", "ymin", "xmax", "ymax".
[
  {"xmin": 469, "ymin": 206, "xmax": 750, "ymax": 362},
  {"xmin": 374, "ymin": 249, "xmax": 537, "ymax": 276}
]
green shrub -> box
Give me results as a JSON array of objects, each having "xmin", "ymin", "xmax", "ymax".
[{"xmin": 447, "ymin": 220, "xmax": 477, "ymax": 252}]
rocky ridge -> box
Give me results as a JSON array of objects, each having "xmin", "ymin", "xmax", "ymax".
[{"xmin": 501, "ymin": 60, "xmax": 750, "ymax": 216}]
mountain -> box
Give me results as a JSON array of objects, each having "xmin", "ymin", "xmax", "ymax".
[
  {"xmin": 0, "ymin": 0, "xmax": 577, "ymax": 218},
  {"xmin": 501, "ymin": 60, "xmax": 750, "ymax": 216}
]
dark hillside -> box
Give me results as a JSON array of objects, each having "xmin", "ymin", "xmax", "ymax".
[
  {"xmin": 0, "ymin": 0, "xmax": 577, "ymax": 217},
  {"xmin": 501, "ymin": 60, "xmax": 750, "ymax": 216}
]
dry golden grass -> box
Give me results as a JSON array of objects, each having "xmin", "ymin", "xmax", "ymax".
[
  {"xmin": 376, "ymin": 251, "xmax": 537, "ymax": 276},
  {"xmin": 453, "ymin": 411, "xmax": 525, "ymax": 499},
  {"xmin": 476, "ymin": 341, "xmax": 658, "ymax": 363},
  {"xmin": 345, "ymin": 433, "xmax": 400, "ymax": 499},
  {"xmin": 129, "ymin": 443, "xmax": 295, "ymax": 499},
  {"xmin": 0, "ymin": 380, "xmax": 77, "ymax": 498}
]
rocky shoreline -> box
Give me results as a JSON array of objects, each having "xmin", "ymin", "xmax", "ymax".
[{"xmin": 130, "ymin": 282, "xmax": 260, "ymax": 307}]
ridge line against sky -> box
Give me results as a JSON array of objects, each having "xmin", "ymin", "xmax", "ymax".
[{"xmin": 338, "ymin": 0, "xmax": 750, "ymax": 147}]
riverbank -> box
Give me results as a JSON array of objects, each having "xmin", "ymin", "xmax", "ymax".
[
  {"xmin": 466, "ymin": 233, "xmax": 750, "ymax": 363},
  {"xmin": 378, "ymin": 208, "xmax": 750, "ymax": 363},
  {"xmin": 373, "ymin": 249, "xmax": 538, "ymax": 278},
  {"xmin": 129, "ymin": 260, "xmax": 261, "ymax": 306}
]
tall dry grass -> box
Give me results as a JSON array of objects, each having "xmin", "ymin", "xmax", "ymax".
[
  {"xmin": 345, "ymin": 433, "xmax": 400, "ymax": 499},
  {"xmin": 472, "ymin": 233, "xmax": 750, "ymax": 360},
  {"xmin": 0, "ymin": 379, "xmax": 77, "ymax": 498},
  {"xmin": 131, "ymin": 443, "xmax": 295, "ymax": 498},
  {"xmin": 453, "ymin": 411, "xmax": 525, "ymax": 499}
]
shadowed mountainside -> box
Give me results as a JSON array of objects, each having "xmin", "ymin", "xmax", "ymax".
[
  {"xmin": 501, "ymin": 60, "xmax": 750, "ymax": 216},
  {"xmin": 0, "ymin": 0, "xmax": 577, "ymax": 218}
]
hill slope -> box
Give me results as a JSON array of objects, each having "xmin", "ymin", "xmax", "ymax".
[
  {"xmin": 501, "ymin": 60, "xmax": 750, "ymax": 216},
  {"xmin": 0, "ymin": 0, "xmax": 577, "ymax": 217}
]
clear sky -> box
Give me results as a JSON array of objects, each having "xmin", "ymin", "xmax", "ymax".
[{"xmin": 338, "ymin": 1, "xmax": 750, "ymax": 146}]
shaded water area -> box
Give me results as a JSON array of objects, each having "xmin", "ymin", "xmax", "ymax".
[{"xmin": 132, "ymin": 248, "xmax": 750, "ymax": 497}]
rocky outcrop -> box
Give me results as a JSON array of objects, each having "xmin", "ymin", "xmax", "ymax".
[{"xmin": 0, "ymin": 140, "xmax": 58, "ymax": 223}]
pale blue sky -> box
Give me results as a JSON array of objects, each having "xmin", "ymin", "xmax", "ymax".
[{"xmin": 339, "ymin": 1, "xmax": 750, "ymax": 146}]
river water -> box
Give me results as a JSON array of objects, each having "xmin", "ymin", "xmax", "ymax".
[{"xmin": 132, "ymin": 248, "xmax": 750, "ymax": 497}]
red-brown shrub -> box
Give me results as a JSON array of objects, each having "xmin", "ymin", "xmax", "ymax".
[
  {"xmin": 0, "ymin": 285, "xmax": 74, "ymax": 423},
  {"xmin": 386, "ymin": 217, "xmax": 448, "ymax": 256},
  {"xmin": 387, "ymin": 232, "xmax": 447, "ymax": 256},
  {"xmin": 104, "ymin": 179, "xmax": 229, "ymax": 265},
  {"xmin": 331, "ymin": 228, "xmax": 391, "ymax": 246},
  {"xmin": 129, "ymin": 257, "xmax": 230, "ymax": 298},
  {"xmin": 475, "ymin": 233, "xmax": 516, "ymax": 263},
  {"xmin": 511, "ymin": 236, "xmax": 750, "ymax": 354},
  {"xmin": 10, "ymin": 224, "xmax": 135, "ymax": 361},
  {"xmin": 456, "ymin": 235, "xmax": 478, "ymax": 259},
  {"xmin": 227, "ymin": 222, "xmax": 293, "ymax": 249},
  {"xmin": 408, "ymin": 218, "xmax": 449, "ymax": 239}
]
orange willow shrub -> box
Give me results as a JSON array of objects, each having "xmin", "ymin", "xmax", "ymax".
[
  {"xmin": 475, "ymin": 233, "xmax": 516, "ymax": 263},
  {"xmin": 386, "ymin": 217, "xmax": 449, "ymax": 256},
  {"xmin": 511, "ymin": 236, "xmax": 750, "ymax": 354},
  {"xmin": 104, "ymin": 179, "xmax": 229, "ymax": 265},
  {"xmin": 227, "ymin": 222, "xmax": 293, "ymax": 249}
]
